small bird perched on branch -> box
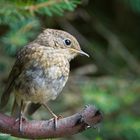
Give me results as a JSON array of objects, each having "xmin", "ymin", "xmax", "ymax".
[{"xmin": 0, "ymin": 29, "xmax": 89, "ymax": 131}]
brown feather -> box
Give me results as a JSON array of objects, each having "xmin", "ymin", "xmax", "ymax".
[{"xmin": 0, "ymin": 60, "xmax": 22, "ymax": 109}]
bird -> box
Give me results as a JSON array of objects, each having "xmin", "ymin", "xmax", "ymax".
[{"xmin": 0, "ymin": 29, "xmax": 89, "ymax": 131}]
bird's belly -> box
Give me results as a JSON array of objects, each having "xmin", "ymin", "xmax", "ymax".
[
  {"xmin": 28, "ymin": 75, "xmax": 67, "ymax": 103},
  {"xmin": 15, "ymin": 69, "xmax": 68, "ymax": 104}
]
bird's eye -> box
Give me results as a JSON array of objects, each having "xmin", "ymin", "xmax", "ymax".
[{"xmin": 64, "ymin": 39, "xmax": 71, "ymax": 46}]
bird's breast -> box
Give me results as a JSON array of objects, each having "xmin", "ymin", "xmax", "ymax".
[{"xmin": 15, "ymin": 53, "xmax": 69, "ymax": 104}]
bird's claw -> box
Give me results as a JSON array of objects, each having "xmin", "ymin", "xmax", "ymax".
[
  {"xmin": 14, "ymin": 115, "xmax": 27, "ymax": 133},
  {"xmin": 51, "ymin": 114, "xmax": 63, "ymax": 130}
]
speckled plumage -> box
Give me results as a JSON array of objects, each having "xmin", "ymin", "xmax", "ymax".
[
  {"xmin": 0, "ymin": 29, "xmax": 88, "ymax": 130},
  {"xmin": 15, "ymin": 43, "xmax": 70, "ymax": 104}
]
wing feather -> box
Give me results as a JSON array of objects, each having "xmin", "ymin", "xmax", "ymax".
[{"xmin": 0, "ymin": 60, "xmax": 22, "ymax": 109}]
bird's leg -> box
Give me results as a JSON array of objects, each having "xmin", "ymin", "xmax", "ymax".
[
  {"xmin": 12, "ymin": 99, "xmax": 26, "ymax": 132},
  {"xmin": 43, "ymin": 103, "xmax": 58, "ymax": 130},
  {"xmin": 19, "ymin": 100, "xmax": 24, "ymax": 132}
]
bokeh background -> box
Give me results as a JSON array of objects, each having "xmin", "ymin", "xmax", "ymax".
[{"xmin": 0, "ymin": 0, "xmax": 140, "ymax": 140}]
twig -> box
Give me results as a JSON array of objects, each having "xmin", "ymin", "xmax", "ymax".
[
  {"xmin": 0, "ymin": 105, "xmax": 102, "ymax": 139},
  {"xmin": 25, "ymin": 0, "xmax": 64, "ymax": 12}
]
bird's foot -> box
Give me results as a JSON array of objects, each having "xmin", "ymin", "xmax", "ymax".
[
  {"xmin": 15, "ymin": 116, "xmax": 27, "ymax": 123},
  {"xmin": 51, "ymin": 114, "xmax": 63, "ymax": 130},
  {"xmin": 57, "ymin": 114, "xmax": 63, "ymax": 119},
  {"xmin": 14, "ymin": 114, "xmax": 27, "ymax": 133}
]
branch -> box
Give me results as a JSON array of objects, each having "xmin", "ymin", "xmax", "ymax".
[{"xmin": 0, "ymin": 105, "xmax": 102, "ymax": 139}]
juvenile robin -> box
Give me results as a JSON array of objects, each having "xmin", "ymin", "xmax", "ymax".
[{"xmin": 0, "ymin": 29, "xmax": 89, "ymax": 131}]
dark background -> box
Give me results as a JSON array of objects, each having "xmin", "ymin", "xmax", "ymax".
[{"xmin": 0, "ymin": 0, "xmax": 140, "ymax": 140}]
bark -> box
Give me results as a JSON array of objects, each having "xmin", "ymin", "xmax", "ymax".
[{"xmin": 0, "ymin": 105, "xmax": 103, "ymax": 139}]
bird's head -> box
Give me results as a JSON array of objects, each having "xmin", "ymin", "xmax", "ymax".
[{"xmin": 35, "ymin": 29, "xmax": 89, "ymax": 61}]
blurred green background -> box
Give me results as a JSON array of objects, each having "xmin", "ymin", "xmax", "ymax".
[{"xmin": 0, "ymin": 0, "xmax": 140, "ymax": 140}]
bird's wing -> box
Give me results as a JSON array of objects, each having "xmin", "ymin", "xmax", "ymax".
[
  {"xmin": 0, "ymin": 43, "xmax": 45, "ymax": 109},
  {"xmin": 0, "ymin": 59, "xmax": 23, "ymax": 109}
]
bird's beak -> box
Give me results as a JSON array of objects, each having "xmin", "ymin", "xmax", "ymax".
[
  {"xmin": 79, "ymin": 50, "xmax": 89, "ymax": 57},
  {"xmin": 70, "ymin": 48, "xmax": 89, "ymax": 57}
]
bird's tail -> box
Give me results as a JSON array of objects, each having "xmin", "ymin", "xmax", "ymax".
[{"xmin": 0, "ymin": 86, "xmax": 12, "ymax": 110}]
